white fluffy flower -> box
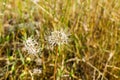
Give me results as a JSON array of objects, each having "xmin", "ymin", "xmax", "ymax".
[
  {"xmin": 47, "ymin": 29, "xmax": 69, "ymax": 47},
  {"xmin": 33, "ymin": 68, "xmax": 42, "ymax": 74},
  {"xmin": 24, "ymin": 37, "xmax": 40, "ymax": 54}
]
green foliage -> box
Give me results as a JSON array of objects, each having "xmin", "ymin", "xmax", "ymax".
[{"xmin": 0, "ymin": 0, "xmax": 120, "ymax": 80}]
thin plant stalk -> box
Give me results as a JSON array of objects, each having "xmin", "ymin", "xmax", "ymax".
[{"xmin": 53, "ymin": 46, "xmax": 58, "ymax": 80}]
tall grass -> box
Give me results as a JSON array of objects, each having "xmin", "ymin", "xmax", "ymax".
[{"xmin": 0, "ymin": 0, "xmax": 120, "ymax": 80}]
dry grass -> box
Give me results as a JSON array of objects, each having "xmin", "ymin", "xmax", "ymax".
[{"xmin": 0, "ymin": 0, "xmax": 120, "ymax": 80}]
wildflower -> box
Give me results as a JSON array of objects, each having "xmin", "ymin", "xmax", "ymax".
[
  {"xmin": 47, "ymin": 29, "xmax": 69, "ymax": 47},
  {"xmin": 33, "ymin": 68, "xmax": 42, "ymax": 75},
  {"xmin": 23, "ymin": 37, "xmax": 40, "ymax": 54}
]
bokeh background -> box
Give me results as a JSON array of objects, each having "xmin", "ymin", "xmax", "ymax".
[{"xmin": 0, "ymin": 0, "xmax": 120, "ymax": 80}]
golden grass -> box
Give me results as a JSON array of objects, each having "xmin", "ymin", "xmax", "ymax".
[{"xmin": 0, "ymin": 0, "xmax": 120, "ymax": 80}]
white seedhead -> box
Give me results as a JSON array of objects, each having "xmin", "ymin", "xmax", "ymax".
[
  {"xmin": 23, "ymin": 37, "xmax": 40, "ymax": 54},
  {"xmin": 47, "ymin": 29, "xmax": 69, "ymax": 47}
]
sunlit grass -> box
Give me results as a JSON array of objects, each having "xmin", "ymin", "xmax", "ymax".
[{"xmin": 0, "ymin": 0, "xmax": 120, "ymax": 80}]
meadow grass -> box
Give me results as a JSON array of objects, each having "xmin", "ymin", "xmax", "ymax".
[{"xmin": 0, "ymin": 0, "xmax": 120, "ymax": 80}]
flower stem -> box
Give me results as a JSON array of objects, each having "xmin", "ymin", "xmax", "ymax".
[{"xmin": 54, "ymin": 46, "xmax": 58, "ymax": 80}]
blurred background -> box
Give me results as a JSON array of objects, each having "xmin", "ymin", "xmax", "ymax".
[{"xmin": 0, "ymin": 0, "xmax": 120, "ymax": 80}]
